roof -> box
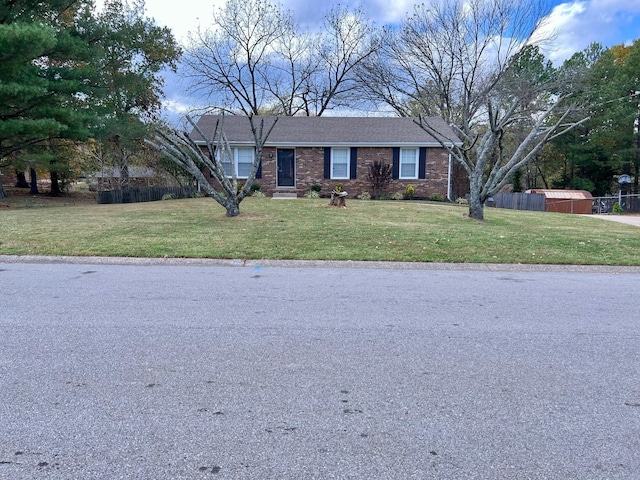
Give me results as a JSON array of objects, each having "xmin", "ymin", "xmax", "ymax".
[
  {"xmin": 527, "ymin": 189, "xmax": 593, "ymax": 200},
  {"xmin": 191, "ymin": 115, "xmax": 461, "ymax": 147}
]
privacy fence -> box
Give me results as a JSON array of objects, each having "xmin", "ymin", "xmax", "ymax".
[
  {"xmin": 492, "ymin": 193, "xmax": 545, "ymax": 212},
  {"xmin": 98, "ymin": 186, "xmax": 197, "ymax": 204},
  {"xmin": 493, "ymin": 192, "xmax": 640, "ymax": 214}
]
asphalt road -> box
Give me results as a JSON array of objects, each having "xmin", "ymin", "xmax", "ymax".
[{"xmin": 1, "ymin": 259, "xmax": 639, "ymax": 479}]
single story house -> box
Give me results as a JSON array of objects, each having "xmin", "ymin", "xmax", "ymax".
[{"xmin": 191, "ymin": 115, "xmax": 462, "ymax": 198}]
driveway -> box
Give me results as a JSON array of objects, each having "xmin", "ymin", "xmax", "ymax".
[
  {"xmin": 590, "ymin": 214, "xmax": 640, "ymax": 227},
  {"xmin": 1, "ymin": 260, "xmax": 639, "ymax": 479}
]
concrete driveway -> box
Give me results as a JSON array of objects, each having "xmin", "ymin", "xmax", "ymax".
[{"xmin": 590, "ymin": 214, "xmax": 640, "ymax": 227}]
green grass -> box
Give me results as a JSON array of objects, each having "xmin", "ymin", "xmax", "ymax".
[{"xmin": 1, "ymin": 196, "xmax": 639, "ymax": 265}]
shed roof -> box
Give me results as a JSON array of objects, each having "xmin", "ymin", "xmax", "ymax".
[
  {"xmin": 191, "ymin": 115, "xmax": 461, "ymax": 147},
  {"xmin": 527, "ymin": 189, "xmax": 593, "ymax": 200}
]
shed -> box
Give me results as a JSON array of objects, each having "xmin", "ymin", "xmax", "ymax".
[{"xmin": 526, "ymin": 189, "xmax": 594, "ymax": 214}]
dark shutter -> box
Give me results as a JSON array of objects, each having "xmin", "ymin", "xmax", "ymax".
[
  {"xmin": 419, "ymin": 147, "xmax": 427, "ymax": 179},
  {"xmin": 350, "ymin": 147, "xmax": 358, "ymax": 179},
  {"xmin": 256, "ymin": 158, "xmax": 262, "ymax": 179},
  {"xmin": 324, "ymin": 147, "xmax": 331, "ymax": 179},
  {"xmin": 392, "ymin": 147, "xmax": 400, "ymax": 180}
]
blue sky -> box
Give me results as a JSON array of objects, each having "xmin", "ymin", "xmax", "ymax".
[{"xmin": 133, "ymin": 0, "xmax": 640, "ymax": 121}]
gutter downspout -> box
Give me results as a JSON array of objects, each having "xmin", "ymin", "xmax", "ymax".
[{"xmin": 447, "ymin": 153, "xmax": 452, "ymax": 201}]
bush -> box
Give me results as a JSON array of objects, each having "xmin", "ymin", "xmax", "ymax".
[
  {"xmin": 250, "ymin": 183, "xmax": 261, "ymax": 192},
  {"xmin": 404, "ymin": 184, "xmax": 416, "ymax": 200},
  {"xmin": 367, "ymin": 160, "xmax": 392, "ymax": 198},
  {"xmin": 613, "ymin": 202, "xmax": 623, "ymax": 214},
  {"xmin": 304, "ymin": 190, "xmax": 320, "ymax": 199},
  {"xmin": 252, "ymin": 190, "xmax": 266, "ymax": 198},
  {"xmin": 430, "ymin": 194, "xmax": 445, "ymax": 202},
  {"xmin": 377, "ymin": 193, "xmax": 392, "ymax": 201},
  {"xmin": 334, "ymin": 183, "xmax": 344, "ymax": 192},
  {"xmin": 192, "ymin": 190, "xmax": 205, "ymax": 198},
  {"xmin": 391, "ymin": 191, "xmax": 404, "ymax": 200},
  {"xmin": 161, "ymin": 193, "xmax": 176, "ymax": 201},
  {"xmin": 357, "ymin": 192, "xmax": 372, "ymax": 200},
  {"xmin": 310, "ymin": 184, "xmax": 322, "ymax": 192},
  {"xmin": 456, "ymin": 197, "xmax": 468, "ymax": 205}
]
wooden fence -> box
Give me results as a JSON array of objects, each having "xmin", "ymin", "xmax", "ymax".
[
  {"xmin": 98, "ymin": 186, "xmax": 196, "ymax": 204},
  {"xmin": 493, "ymin": 193, "xmax": 545, "ymax": 212}
]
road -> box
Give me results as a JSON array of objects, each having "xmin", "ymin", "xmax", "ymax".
[{"xmin": 1, "ymin": 259, "xmax": 639, "ymax": 479}]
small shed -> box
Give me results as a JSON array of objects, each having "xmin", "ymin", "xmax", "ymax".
[{"xmin": 526, "ymin": 189, "xmax": 594, "ymax": 214}]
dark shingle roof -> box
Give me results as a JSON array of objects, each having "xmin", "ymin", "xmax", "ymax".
[{"xmin": 191, "ymin": 115, "xmax": 460, "ymax": 147}]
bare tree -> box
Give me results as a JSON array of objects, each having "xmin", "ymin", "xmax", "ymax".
[
  {"xmin": 147, "ymin": 115, "xmax": 277, "ymax": 217},
  {"xmin": 183, "ymin": 0, "xmax": 292, "ymax": 115},
  {"xmin": 182, "ymin": 0, "xmax": 380, "ymax": 116},
  {"xmin": 359, "ymin": 0, "xmax": 590, "ymax": 220},
  {"xmin": 303, "ymin": 5, "xmax": 381, "ymax": 116}
]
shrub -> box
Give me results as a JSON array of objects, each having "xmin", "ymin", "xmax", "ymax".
[
  {"xmin": 456, "ymin": 197, "xmax": 468, "ymax": 205},
  {"xmin": 310, "ymin": 184, "xmax": 322, "ymax": 192},
  {"xmin": 404, "ymin": 184, "xmax": 416, "ymax": 200},
  {"xmin": 357, "ymin": 192, "xmax": 372, "ymax": 200},
  {"xmin": 377, "ymin": 193, "xmax": 392, "ymax": 201},
  {"xmin": 250, "ymin": 183, "xmax": 261, "ymax": 192},
  {"xmin": 252, "ymin": 190, "xmax": 266, "ymax": 198},
  {"xmin": 367, "ymin": 160, "xmax": 392, "ymax": 198},
  {"xmin": 430, "ymin": 194, "xmax": 445, "ymax": 202},
  {"xmin": 613, "ymin": 202, "xmax": 623, "ymax": 214},
  {"xmin": 334, "ymin": 183, "xmax": 344, "ymax": 192},
  {"xmin": 192, "ymin": 190, "xmax": 205, "ymax": 198},
  {"xmin": 391, "ymin": 191, "xmax": 404, "ymax": 200},
  {"xmin": 304, "ymin": 190, "xmax": 320, "ymax": 199},
  {"xmin": 161, "ymin": 193, "xmax": 176, "ymax": 201}
]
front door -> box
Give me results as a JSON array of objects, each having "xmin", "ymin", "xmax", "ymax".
[{"xmin": 277, "ymin": 149, "xmax": 295, "ymax": 187}]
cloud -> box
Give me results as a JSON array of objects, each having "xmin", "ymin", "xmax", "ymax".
[{"xmin": 537, "ymin": 0, "xmax": 640, "ymax": 64}]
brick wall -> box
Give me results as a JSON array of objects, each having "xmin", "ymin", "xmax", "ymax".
[{"xmin": 204, "ymin": 146, "xmax": 451, "ymax": 199}]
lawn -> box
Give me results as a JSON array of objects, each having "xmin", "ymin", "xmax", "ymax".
[{"xmin": 1, "ymin": 192, "xmax": 639, "ymax": 265}]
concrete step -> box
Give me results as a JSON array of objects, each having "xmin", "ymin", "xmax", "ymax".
[{"xmin": 272, "ymin": 192, "xmax": 298, "ymax": 199}]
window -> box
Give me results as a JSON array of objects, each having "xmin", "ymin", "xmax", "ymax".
[
  {"xmin": 399, "ymin": 148, "xmax": 418, "ymax": 179},
  {"xmin": 219, "ymin": 147, "xmax": 255, "ymax": 178},
  {"xmin": 331, "ymin": 148, "xmax": 350, "ymax": 179}
]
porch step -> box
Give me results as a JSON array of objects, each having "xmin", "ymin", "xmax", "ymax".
[{"xmin": 272, "ymin": 192, "xmax": 298, "ymax": 199}]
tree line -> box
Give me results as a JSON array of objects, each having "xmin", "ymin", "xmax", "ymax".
[
  {"xmin": 2, "ymin": 0, "xmax": 639, "ymax": 221},
  {"xmin": 0, "ymin": 0, "xmax": 180, "ymax": 198}
]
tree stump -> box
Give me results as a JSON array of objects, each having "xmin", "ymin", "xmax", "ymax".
[{"xmin": 329, "ymin": 190, "xmax": 348, "ymax": 208}]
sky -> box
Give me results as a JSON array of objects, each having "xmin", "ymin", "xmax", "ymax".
[{"xmin": 130, "ymin": 0, "xmax": 640, "ymax": 121}]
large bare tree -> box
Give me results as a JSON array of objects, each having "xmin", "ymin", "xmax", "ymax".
[
  {"xmin": 147, "ymin": 115, "xmax": 277, "ymax": 217},
  {"xmin": 359, "ymin": 0, "xmax": 590, "ymax": 220},
  {"xmin": 182, "ymin": 0, "xmax": 380, "ymax": 116}
]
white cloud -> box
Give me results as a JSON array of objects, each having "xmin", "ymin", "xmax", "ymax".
[{"xmin": 537, "ymin": 0, "xmax": 640, "ymax": 64}]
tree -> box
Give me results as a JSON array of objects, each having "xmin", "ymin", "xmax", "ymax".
[
  {"xmin": 182, "ymin": 0, "xmax": 380, "ymax": 116},
  {"xmin": 85, "ymin": 0, "xmax": 181, "ymax": 190},
  {"xmin": 147, "ymin": 115, "xmax": 277, "ymax": 217},
  {"xmin": 359, "ymin": 0, "xmax": 590, "ymax": 220},
  {"xmin": 0, "ymin": 0, "xmax": 99, "ymax": 195},
  {"xmin": 550, "ymin": 42, "xmax": 640, "ymax": 195}
]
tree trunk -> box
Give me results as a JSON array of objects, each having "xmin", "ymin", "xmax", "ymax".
[
  {"xmin": 0, "ymin": 176, "xmax": 6, "ymax": 199},
  {"xmin": 29, "ymin": 168, "xmax": 39, "ymax": 194},
  {"xmin": 50, "ymin": 170, "xmax": 62, "ymax": 196},
  {"xmin": 468, "ymin": 177, "xmax": 484, "ymax": 220},
  {"xmin": 15, "ymin": 171, "xmax": 29, "ymax": 188},
  {"xmin": 224, "ymin": 198, "xmax": 240, "ymax": 217}
]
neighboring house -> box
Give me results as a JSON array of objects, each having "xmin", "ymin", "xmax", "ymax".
[{"xmin": 192, "ymin": 115, "xmax": 462, "ymax": 199}]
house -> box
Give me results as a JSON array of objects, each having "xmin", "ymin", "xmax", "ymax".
[{"xmin": 192, "ymin": 115, "xmax": 462, "ymax": 199}]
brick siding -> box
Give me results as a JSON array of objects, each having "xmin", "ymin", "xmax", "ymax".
[{"xmin": 206, "ymin": 146, "xmax": 451, "ymax": 198}]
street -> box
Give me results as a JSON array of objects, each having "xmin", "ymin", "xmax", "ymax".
[{"xmin": 1, "ymin": 259, "xmax": 639, "ymax": 479}]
